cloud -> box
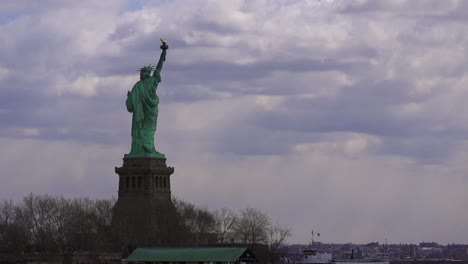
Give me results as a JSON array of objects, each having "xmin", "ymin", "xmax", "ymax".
[
  {"xmin": 172, "ymin": 138, "xmax": 468, "ymax": 244},
  {"xmin": 0, "ymin": 138, "xmax": 121, "ymax": 201},
  {"xmin": 0, "ymin": 0, "xmax": 467, "ymax": 244}
]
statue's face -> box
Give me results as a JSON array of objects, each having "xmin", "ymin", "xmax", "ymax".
[{"xmin": 140, "ymin": 70, "xmax": 150, "ymax": 80}]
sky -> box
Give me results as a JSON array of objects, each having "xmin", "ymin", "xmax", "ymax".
[{"xmin": 0, "ymin": 0, "xmax": 467, "ymax": 245}]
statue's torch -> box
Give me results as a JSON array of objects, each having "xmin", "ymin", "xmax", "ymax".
[{"xmin": 160, "ymin": 38, "xmax": 168, "ymax": 50}]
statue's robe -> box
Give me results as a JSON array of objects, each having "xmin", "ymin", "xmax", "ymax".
[{"xmin": 126, "ymin": 75, "xmax": 161, "ymax": 157}]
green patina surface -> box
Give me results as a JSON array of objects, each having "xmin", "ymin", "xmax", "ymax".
[
  {"xmin": 127, "ymin": 247, "xmax": 250, "ymax": 262},
  {"xmin": 125, "ymin": 40, "xmax": 168, "ymax": 159}
]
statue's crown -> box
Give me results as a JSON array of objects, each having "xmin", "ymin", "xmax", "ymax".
[{"xmin": 138, "ymin": 64, "xmax": 155, "ymax": 72}]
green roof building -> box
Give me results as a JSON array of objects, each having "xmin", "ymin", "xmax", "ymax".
[{"xmin": 126, "ymin": 247, "xmax": 258, "ymax": 263}]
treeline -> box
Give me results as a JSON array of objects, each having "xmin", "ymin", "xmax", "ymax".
[
  {"xmin": 0, "ymin": 194, "xmax": 291, "ymax": 255},
  {"xmin": 173, "ymin": 197, "xmax": 291, "ymax": 250},
  {"xmin": 0, "ymin": 194, "xmax": 114, "ymax": 253}
]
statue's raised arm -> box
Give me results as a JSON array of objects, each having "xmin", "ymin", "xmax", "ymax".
[{"xmin": 154, "ymin": 39, "xmax": 168, "ymax": 76}]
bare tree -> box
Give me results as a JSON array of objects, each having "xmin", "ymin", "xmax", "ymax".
[
  {"xmin": 0, "ymin": 200, "xmax": 15, "ymax": 245},
  {"xmin": 93, "ymin": 198, "xmax": 114, "ymax": 252},
  {"xmin": 0, "ymin": 200, "xmax": 29, "ymax": 252},
  {"xmin": 193, "ymin": 207, "xmax": 217, "ymax": 245},
  {"xmin": 0, "ymin": 200, "xmax": 14, "ymax": 226},
  {"xmin": 214, "ymin": 207, "xmax": 237, "ymax": 244},
  {"xmin": 173, "ymin": 197, "xmax": 217, "ymax": 245},
  {"xmin": 233, "ymin": 206, "xmax": 271, "ymax": 246},
  {"xmin": 2, "ymin": 194, "xmax": 116, "ymax": 253},
  {"xmin": 173, "ymin": 197, "xmax": 197, "ymax": 234},
  {"xmin": 267, "ymin": 225, "xmax": 292, "ymax": 262},
  {"xmin": 15, "ymin": 194, "xmax": 62, "ymax": 251},
  {"xmin": 71, "ymin": 198, "xmax": 97, "ymax": 250}
]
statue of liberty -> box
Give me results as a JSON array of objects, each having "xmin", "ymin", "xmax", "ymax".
[{"xmin": 125, "ymin": 39, "xmax": 168, "ymax": 158}]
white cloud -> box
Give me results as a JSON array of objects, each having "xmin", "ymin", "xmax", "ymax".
[
  {"xmin": 255, "ymin": 95, "xmax": 283, "ymax": 111},
  {"xmin": 0, "ymin": 66, "xmax": 10, "ymax": 80},
  {"xmin": 57, "ymin": 74, "xmax": 135, "ymax": 97},
  {"xmin": 21, "ymin": 128, "xmax": 40, "ymax": 136}
]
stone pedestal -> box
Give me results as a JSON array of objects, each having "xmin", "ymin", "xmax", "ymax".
[{"xmin": 112, "ymin": 158, "xmax": 184, "ymax": 247}]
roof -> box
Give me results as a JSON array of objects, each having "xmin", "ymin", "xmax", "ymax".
[{"xmin": 127, "ymin": 247, "xmax": 255, "ymax": 262}]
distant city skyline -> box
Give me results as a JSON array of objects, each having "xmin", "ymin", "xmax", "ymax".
[{"xmin": 0, "ymin": 0, "xmax": 467, "ymax": 244}]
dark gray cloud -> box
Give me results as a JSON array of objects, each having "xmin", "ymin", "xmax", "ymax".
[
  {"xmin": 337, "ymin": 0, "xmax": 466, "ymax": 17},
  {"xmin": 1, "ymin": 0, "xmax": 466, "ymax": 161}
]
